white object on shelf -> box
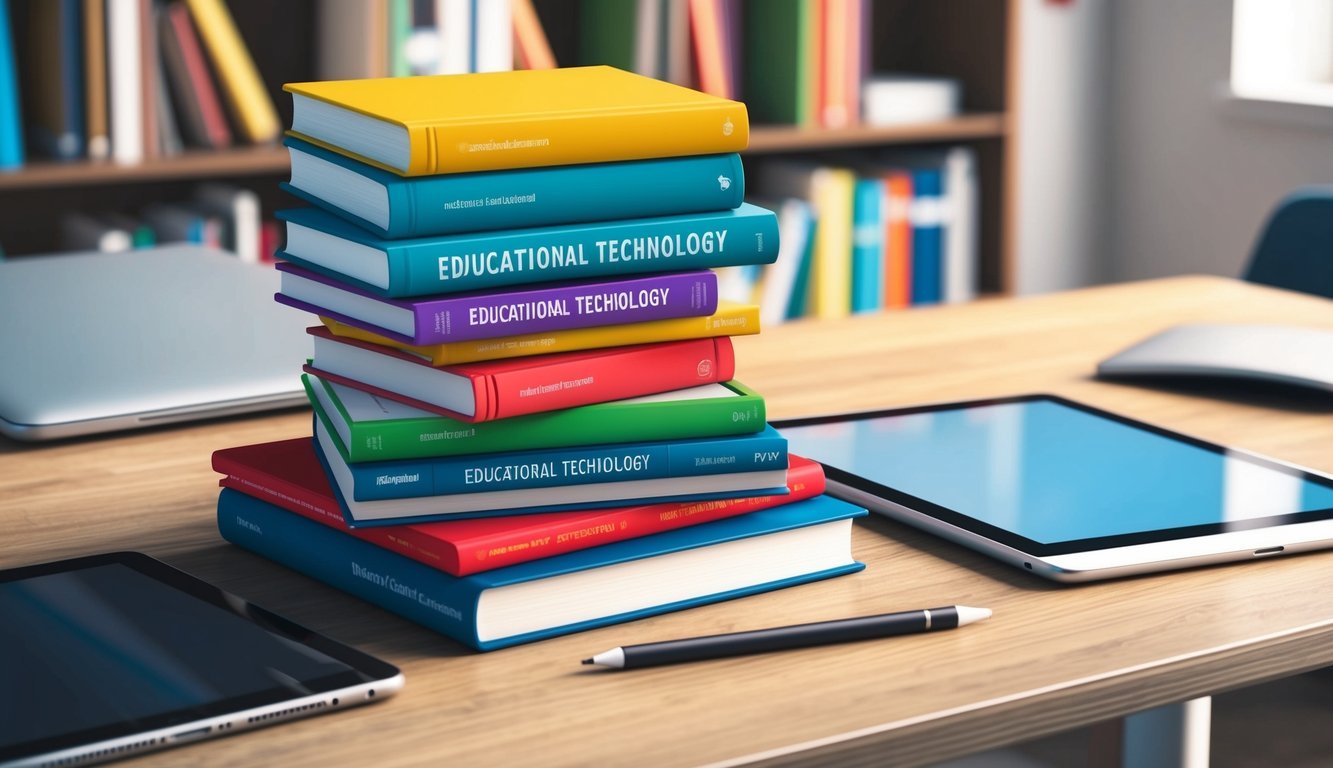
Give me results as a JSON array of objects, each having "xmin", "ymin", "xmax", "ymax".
[{"xmin": 862, "ymin": 74, "xmax": 961, "ymax": 126}]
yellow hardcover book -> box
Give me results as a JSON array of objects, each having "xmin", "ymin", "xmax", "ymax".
[
  {"xmin": 185, "ymin": 0, "xmax": 279, "ymax": 143},
  {"xmin": 283, "ymin": 65, "xmax": 750, "ymax": 176},
  {"xmin": 809, "ymin": 168, "xmax": 855, "ymax": 319},
  {"xmin": 321, "ymin": 301, "xmax": 760, "ymax": 366}
]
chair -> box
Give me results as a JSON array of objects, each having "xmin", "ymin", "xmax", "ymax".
[{"xmin": 1243, "ymin": 186, "xmax": 1333, "ymax": 299}]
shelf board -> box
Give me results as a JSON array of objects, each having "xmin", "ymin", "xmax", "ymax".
[
  {"xmin": 0, "ymin": 145, "xmax": 289, "ymax": 190},
  {"xmin": 0, "ymin": 113, "xmax": 1007, "ymax": 191},
  {"xmin": 747, "ymin": 113, "xmax": 1008, "ymax": 153}
]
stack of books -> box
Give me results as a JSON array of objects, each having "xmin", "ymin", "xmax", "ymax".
[{"xmin": 213, "ymin": 66, "xmax": 866, "ymax": 652}]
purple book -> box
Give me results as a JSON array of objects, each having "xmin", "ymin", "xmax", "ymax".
[{"xmin": 275, "ymin": 263, "xmax": 719, "ymax": 345}]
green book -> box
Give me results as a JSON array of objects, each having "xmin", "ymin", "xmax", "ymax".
[
  {"xmin": 579, "ymin": 0, "xmax": 638, "ymax": 72},
  {"xmin": 303, "ymin": 374, "xmax": 767, "ymax": 463},
  {"xmin": 743, "ymin": 0, "xmax": 813, "ymax": 125}
]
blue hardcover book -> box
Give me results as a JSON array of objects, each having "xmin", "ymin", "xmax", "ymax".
[
  {"xmin": 312, "ymin": 410, "xmax": 789, "ymax": 527},
  {"xmin": 850, "ymin": 177, "xmax": 884, "ymax": 313},
  {"xmin": 276, "ymin": 203, "xmax": 781, "ymax": 299},
  {"xmin": 0, "ymin": 0, "xmax": 22, "ymax": 170},
  {"xmin": 217, "ymin": 487, "xmax": 866, "ymax": 651},
  {"xmin": 333, "ymin": 417, "xmax": 788, "ymax": 500},
  {"xmin": 283, "ymin": 137, "xmax": 745, "ymax": 239},
  {"xmin": 786, "ymin": 218, "xmax": 816, "ymax": 319},
  {"xmin": 909, "ymin": 168, "xmax": 943, "ymax": 305}
]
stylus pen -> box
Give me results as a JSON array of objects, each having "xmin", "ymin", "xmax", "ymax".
[{"xmin": 581, "ymin": 605, "xmax": 992, "ymax": 669}]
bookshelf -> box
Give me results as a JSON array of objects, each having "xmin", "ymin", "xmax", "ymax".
[{"xmin": 0, "ymin": 0, "xmax": 1019, "ymax": 295}]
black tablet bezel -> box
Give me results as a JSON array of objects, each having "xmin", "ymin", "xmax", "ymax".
[
  {"xmin": 773, "ymin": 394, "xmax": 1333, "ymax": 557},
  {"xmin": 0, "ymin": 551, "xmax": 401, "ymax": 764}
]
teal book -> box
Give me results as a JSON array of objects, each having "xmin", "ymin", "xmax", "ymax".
[
  {"xmin": 910, "ymin": 168, "xmax": 944, "ymax": 305},
  {"xmin": 0, "ymin": 0, "xmax": 22, "ymax": 169},
  {"xmin": 282, "ymin": 136, "xmax": 745, "ymax": 239},
  {"xmin": 786, "ymin": 218, "xmax": 817, "ymax": 319},
  {"xmin": 216, "ymin": 487, "xmax": 866, "ymax": 651},
  {"xmin": 276, "ymin": 203, "xmax": 781, "ymax": 299},
  {"xmin": 851, "ymin": 178, "xmax": 884, "ymax": 312}
]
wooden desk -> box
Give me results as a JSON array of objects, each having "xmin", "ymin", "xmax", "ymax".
[{"xmin": 3, "ymin": 276, "xmax": 1331, "ymax": 767}]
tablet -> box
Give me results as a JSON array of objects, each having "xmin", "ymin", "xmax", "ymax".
[
  {"xmin": 0, "ymin": 552, "xmax": 403, "ymax": 767},
  {"xmin": 774, "ymin": 395, "xmax": 1333, "ymax": 582}
]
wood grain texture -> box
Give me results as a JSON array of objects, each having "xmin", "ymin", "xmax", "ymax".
[{"xmin": 3, "ymin": 276, "xmax": 1331, "ymax": 767}]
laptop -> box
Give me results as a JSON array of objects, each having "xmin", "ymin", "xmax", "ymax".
[{"xmin": 0, "ymin": 246, "xmax": 310, "ymax": 440}]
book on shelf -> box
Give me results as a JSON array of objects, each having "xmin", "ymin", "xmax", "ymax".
[
  {"xmin": 511, "ymin": 0, "xmax": 555, "ymax": 70},
  {"xmin": 284, "ymin": 66, "xmax": 750, "ymax": 176},
  {"xmin": 159, "ymin": 0, "xmax": 231, "ymax": 149},
  {"xmin": 741, "ymin": 0, "xmax": 814, "ymax": 126},
  {"xmin": 16, "ymin": 0, "xmax": 85, "ymax": 160},
  {"xmin": 106, "ymin": 0, "xmax": 141, "ymax": 164},
  {"xmin": 303, "ymin": 373, "xmax": 766, "ymax": 463},
  {"xmin": 310, "ymin": 411, "xmax": 788, "ymax": 526},
  {"xmin": 213, "ymin": 436, "xmax": 827, "ymax": 577},
  {"xmin": 83, "ymin": 0, "xmax": 107, "ymax": 160},
  {"xmin": 277, "ymin": 264, "xmax": 719, "ymax": 347},
  {"xmin": 851, "ymin": 177, "xmax": 884, "ymax": 313},
  {"xmin": 316, "ymin": 0, "xmax": 389, "ymax": 81},
  {"xmin": 193, "ymin": 183, "xmax": 260, "ymax": 264},
  {"xmin": 277, "ymin": 202, "xmax": 777, "ymax": 298},
  {"xmin": 305, "ymin": 326, "xmax": 737, "ymax": 422},
  {"xmin": 471, "ymin": 0, "xmax": 511, "ymax": 73},
  {"xmin": 757, "ymin": 198, "xmax": 812, "ymax": 325},
  {"xmin": 217, "ymin": 487, "xmax": 865, "ymax": 650},
  {"xmin": 320, "ymin": 410, "xmax": 787, "ymax": 502},
  {"xmin": 184, "ymin": 0, "xmax": 279, "ymax": 143},
  {"xmin": 881, "ymin": 169, "xmax": 913, "ymax": 309},
  {"xmin": 0, "ymin": 0, "xmax": 22, "ymax": 170},
  {"xmin": 282, "ymin": 136, "xmax": 746, "ymax": 239}
]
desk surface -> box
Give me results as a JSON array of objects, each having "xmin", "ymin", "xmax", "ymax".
[{"xmin": 3, "ymin": 275, "xmax": 1332, "ymax": 767}]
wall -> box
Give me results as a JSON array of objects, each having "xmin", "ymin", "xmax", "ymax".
[
  {"xmin": 1107, "ymin": 0, "xmax": 1333, "ymax": 282},
  {"xmin": 1013, "ymin": 0, "xmax": 1112, "ymax": 295}
]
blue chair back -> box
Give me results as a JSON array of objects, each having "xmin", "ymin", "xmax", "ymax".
[{"xmin": 1243, "ymin": 186, "xmax": 1333, "ymax": 299}]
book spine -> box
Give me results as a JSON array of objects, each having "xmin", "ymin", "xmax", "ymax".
[
  {"xmin": 184, "ymin": 0, "xmax": 278, "ymax": 142},
  {"xmin": 215, "ymin": 469, "xmax": 465, "ymax": 575},
  {"xmin": 375, "ymin": 153, "xmax": 744, "ymax": 239},
  {"xmin": 0, "ymin": 0, "xmax": 21, "ymax": 170},
  {"xmin": 383, "ymin": 204, "xmax": 776, "ymax": 297},
  {"xmin": 343, "ymin": 427, "xmax": 783, "ymax": 500},
  {"xmin": 409, "ymin": 98, "xmax": 748, "ymax": 175},
  {"xmin": 850, "ymin": 177, "xmax": 883, "ymax": 312},
  {"xmin": 910, "ymin": 168, "xmax": 943, "ymax": 306},
  {"xmin": 308, "ymin": 375, "xmax": 765, "ymax": 462},
  {"xmin": 404, "ymin": 270, "xmax": 718, "ymax": 344},
  {"xmin": 323, "ymin": 299, "xmax": 759, "ymax": 366},
  {"xmin": 480, "ymin": 336, "xmax": 735, "ymax": 420},
  {"xmin": 217, "ymin": 489, "xmax": 483, "ymax": 649}
]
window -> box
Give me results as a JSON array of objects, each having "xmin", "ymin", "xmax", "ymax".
[{"xmin": 1232, "ymin": 0, "xmax": 1333, "ymax": 106}]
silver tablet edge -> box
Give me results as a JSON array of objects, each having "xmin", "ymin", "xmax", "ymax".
[
  {"xmin": 8, "ymin": 674, "xmax": 405, "ymax": 768},
  {"xmin": 0, "ymin": 392, "xmax": 309, "ymax": 442}
]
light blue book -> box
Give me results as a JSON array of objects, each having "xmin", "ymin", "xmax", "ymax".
[
  {"xmin": 909, "ymin": 168, "xmax": 944, "ymax": 305},
  {"xmin": 217, "ymin": 488, "xmax": 866, "ymax": 651},
  {"xmin": 850, "ymin": 178, "xmax": 884, "ymax": 313},
  {"xmin": 277, "ymin": 203, "xmax": 781, "ymax": 299},
  {"xmin": 0, "ymin": 0, "xmax": 25, "ymax": 170},
  {"xmin": 283, "ymin": 138, "xmax": 745, "ymax": 239}
]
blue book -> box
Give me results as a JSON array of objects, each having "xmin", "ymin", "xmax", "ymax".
[
  {"xmin": 909, "ymin": 168, "xmax": 943, "ymax": 305},
  {"xmin": 282, "ymin": 136, "xmax": 745, "ymax": 239},
  {"xmin": 0, "ymin": 0, "xmax": 21, "ymax": 170},
  {"xmin": 312, "ymin": 411, "xmax": 789, "ymax": 527},
  {"xmin": 333, "ymin": 418, "xmax": 789, "ymax": 501},
  {"xmin": 217, "ymin": 487, "xmax": 866, "ymax": 651},
  {"xmin": 786, "ymin": 218, "xmax": 817, "ymax": 319},
  {"xmin": 277, "ymin": 203, "xmax": 781, "ymax": 299},
  {"xmin": 850, "ymin": 178, "xmax": 884, "ymax": 313}
]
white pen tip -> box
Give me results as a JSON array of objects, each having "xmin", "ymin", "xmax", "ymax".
[{"xmin": 955, "ymin": 606, "xmax": 993, "ymax": 626}]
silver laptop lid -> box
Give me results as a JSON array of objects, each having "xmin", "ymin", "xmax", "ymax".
[{"xmin": 0, "ymin": 246, "xmax": 310, "ymax": 440}]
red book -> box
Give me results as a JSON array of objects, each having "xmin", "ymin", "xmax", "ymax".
[
  {"xmin": 161, "ymin": 2, "xmax": 232, "ymax": 149},
  {"xmin": 212, "ymin": 438, "xmax": 827, "ymax": 577},
  {"xmin": 305, "ymin": 326, "xmax": 736, "ymax": 422}
]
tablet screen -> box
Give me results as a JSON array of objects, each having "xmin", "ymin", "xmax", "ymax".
[
  {"xmin": 779, "ymin": 396, "xmax": 1333, "ymax": 553},
  {"xmin": 0, "ymin": 553, "xmax": 400, "ymax": 763}
]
